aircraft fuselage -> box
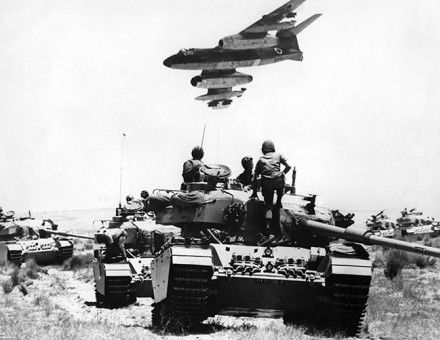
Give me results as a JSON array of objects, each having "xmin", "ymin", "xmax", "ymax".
[{"xmin": 163, "ymin": 46, "xmax": 303, "ymax": 70}]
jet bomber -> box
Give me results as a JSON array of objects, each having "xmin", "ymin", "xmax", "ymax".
[{"xmin": 163, "ymin": 0, "xmax": 322, "ymax": 109}]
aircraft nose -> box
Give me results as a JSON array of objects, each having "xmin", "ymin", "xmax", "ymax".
[{"xmin": 163, "ymin": 56, "xmax": 174, "ymax": 68}]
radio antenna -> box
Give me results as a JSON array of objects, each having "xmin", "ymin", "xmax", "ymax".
[
  {"xmin": 200, "ymin": 123, "xmax": 206, "ymax": 148},
  {"xmin": 119, "ymin": 133, "xmax": 126, "ymax": 208}
]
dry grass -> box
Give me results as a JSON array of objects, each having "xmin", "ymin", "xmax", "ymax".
[
  {"xmin": 1, "ymin": 259, "xmax": 47, "ymax": 294},
  {"xmin": 423, "ymin": 236, "xmax": 440, "ymax": 248},
  {"xmin": 72, "ymin": 239, "xmax": 94, "ymax": 252},
  {"xmin": 1, "ymin": 278, "xmax": 13, "ymax": 294},
  {"xmin": 366, "ymin": 267, "xmax": 440, "ymax": 339},
  {"xmin": 63, "ymin": 253, "xmax": 94, "ymax": 271}
]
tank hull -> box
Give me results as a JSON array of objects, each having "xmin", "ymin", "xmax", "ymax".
[
  {"xmin": 0, "ymin": 238, "xmax": 74, "ymax": 266},
  {"xmin": 151, "ymin": 242, "xmax": 372, "ymax": 335}
]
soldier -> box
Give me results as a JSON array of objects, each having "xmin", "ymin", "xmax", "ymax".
[
  {"xmin": 236, "ymin": 156, "xmax": 254, "ymax": 188},
  {"xmin": 140, "ymin": 190, "xmax": 150, "ymax": 211},
  {"xmin": 251, "ymin": 140, "xmax": 292, "ymax": 235},
  {"xmin": 182, "ymin": 146, "xmax": 205, "ymax": 183},
  {"xmin": 104, "ymin": 228, "xmax": 127, "ymax": 261}
]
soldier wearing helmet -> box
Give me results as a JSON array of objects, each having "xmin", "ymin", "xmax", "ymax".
[
  {"xmin": 251, "ymin": 140, "xmax": 292, "ymax": 235},
  {"xmin": 236, "ymin": 156, "xmax": 254, "ymax": 188},
  {"xmin": 182, "ymin": 146, "xmax": 205, "ymax": 183}
]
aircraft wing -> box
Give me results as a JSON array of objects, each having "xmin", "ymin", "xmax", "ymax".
[{"xmin": 240, "ymin": 0, "xmax": 306, "ymax": 35}]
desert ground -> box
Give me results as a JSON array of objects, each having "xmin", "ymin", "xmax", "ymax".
[{"xmin": 1, "ymin": 210, "xmax": 440, "ymax": 340}]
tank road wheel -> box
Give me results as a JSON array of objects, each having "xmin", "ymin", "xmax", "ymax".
[{"xmin": 324, "ymin": 274, "xmax": 371, "ymax": 337}]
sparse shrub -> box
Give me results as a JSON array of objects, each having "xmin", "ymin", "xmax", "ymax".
[
  {"xmin": 382, "ymin": 249, "xmax": 436, "ymax": 280},
  {"xmin": 429, "ymin": 236, "xmax": 440, "ymax": 248},
  {"xmin": 84, "ymin": 241, "xmax": 94, "ymax": 250},
  {"xmin": 384, "ymin": 250, "xmax": 408, "ymax": 279},
  {"xmin": 1, "ymin": 279, "xmax": 14, "ymax": 294},
  {"xmin": 10, "ymin": 266, "xmax": 25, "ymax": 286},
  {"xmin": 63, "ymin": 253, "xmax": 94, "ymax": 271},
  {"xmin": 422, "ymin": 235, "xmax": 432, "ymax": 246},
  {"xmin": 411, "ymin": 254, "xmax": 436, "ymax": 268},
  {"xmin": 372, "ymin": 253, "xmax": 385, "ymax": 268},
  {"xmin": 24, "ymin": 258, "xmax": 46, "ymax": 279}
]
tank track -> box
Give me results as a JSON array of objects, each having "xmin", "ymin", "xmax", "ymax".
[
  {"xmin": 152, "ymin": 264, "xmax": 212, "ymax": 332},
  {"xmin": 325, "ymin": 274, "xmax": 371, "ymax": 336},
  {"xmin": 7, "ymin": 249, "xmax": 23, "ymax": 266},
  {"xmin": 95, "ymin": 276, "xmax": 135, "ymax": 307},
  {"xmin": 59, "ymin": 244, "xmax": 74, "ymax": 261}
]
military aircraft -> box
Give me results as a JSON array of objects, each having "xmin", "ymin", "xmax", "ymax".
[{"xmin": 163, "ymin": 0, "xmax": 321, "ymax": 109}]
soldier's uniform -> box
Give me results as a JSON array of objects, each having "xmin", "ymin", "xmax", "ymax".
[
  {"xmin": 182, "ymin": 146, "xmax": 205, "ymax": 183},
  {"xmin": 104, "ymin": 228, "xmax": 127, "ymax": 261},
  {"xmin": 253, "ymin": 140, "xmax": 291, "ymax": 235}
]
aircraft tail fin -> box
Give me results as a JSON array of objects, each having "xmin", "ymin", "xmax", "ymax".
[{"xmin": 290, "ymin": 14, "xmax": 322, "ymax": 35}]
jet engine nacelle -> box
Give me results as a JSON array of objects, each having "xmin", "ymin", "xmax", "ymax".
[
  {"xmin": 218, "ymin": 34, "xmax": 278, "ymax": 50},
  {"xmin": 191, "ymin": 72, "xmax": 253, "ymax": 89}
]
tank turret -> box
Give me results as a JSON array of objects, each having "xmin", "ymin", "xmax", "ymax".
[{"xmin": 147, "ymin": 164, "xmax": 440, "ymax": 336}]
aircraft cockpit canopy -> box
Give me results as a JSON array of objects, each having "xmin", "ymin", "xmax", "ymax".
[{"xmin": 179, "ymin": 48, "xmax": 195, "ymax": 55}]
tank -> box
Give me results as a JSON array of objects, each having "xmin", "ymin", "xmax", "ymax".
[
  {"xmin": 147, "ymin": 165, "xmax": 440, "ymax": 336},
  {"xmin": 92, "ymin": 198, "xmax": 179, "ymax": 307},
  {"xmin": 0, "ymin": 211, "xmax": 80, "ymax": 266},
  {"xmin": 365, "ymin": 210, "xmax": 396, "ymax": 238},
  {"xmin": 394, "ymin": 208, "xmax": 440, "ymax": 239}
]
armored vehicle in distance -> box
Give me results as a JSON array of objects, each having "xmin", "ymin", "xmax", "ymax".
[
  {"xmin": 0, "ymin": 211, "xmax": 76, "ymax": 266},
  {"xmin": 147, "ymin": 165, "xmax": 440, "ymax": 336},
  {"xmin": 365, "ymin": 210, "xmax": 396, "ymax": 238},
  {"xmin": 394, "ymin": 208, "xmax": 440, "ymax": 239}
]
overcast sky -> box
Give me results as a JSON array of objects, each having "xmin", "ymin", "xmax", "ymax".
[{"xmin": 1, "ymin": 0, "xmax": 440, "ymax": 218}]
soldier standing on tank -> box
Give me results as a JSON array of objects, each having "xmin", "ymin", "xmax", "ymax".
[
  {"xmin": 251, "ymin": 140, "xmax": 291, "ymax": 235},
  {"xmin": 140, "ymin": 190, "xmax": 150, "ymax": 211},
  {"xmin": 236, "ymin": 156, "xmax": 254, "ymax": 189},
  {"xmin": 182, "ymin": 146, "xmax": 205, "ymax": 183}
]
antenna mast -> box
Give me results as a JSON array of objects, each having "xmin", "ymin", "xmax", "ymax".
[
  {"xmin": 119, "ymin": 133, "xmax": 126, "ymax": 208},
  {"xmin": 200, "ymin": 123, "xmax": 206, "ymax": 148}
]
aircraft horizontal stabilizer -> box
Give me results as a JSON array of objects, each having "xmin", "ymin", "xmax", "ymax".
[{"xmin": 290, "ymin": 14, "xmax": 322, "ymax": 35}]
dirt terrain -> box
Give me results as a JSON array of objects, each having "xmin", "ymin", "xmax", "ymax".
[{"xmin": 1, "ymin": 247, "xmax": 440, "ymax": 340}]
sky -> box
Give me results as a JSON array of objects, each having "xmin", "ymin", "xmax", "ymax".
[{"xmin": 1, "ymin": 0, "xmax": 440, "ymax": 219}]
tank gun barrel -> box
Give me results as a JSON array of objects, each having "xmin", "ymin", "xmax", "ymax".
[
  {"xmin": 42, "ymin": 229, "xmax": 94, "ymax": 240},
  {"xmin": 298, "ymin": 219, "xmax": 440, "ymax": 258}
]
